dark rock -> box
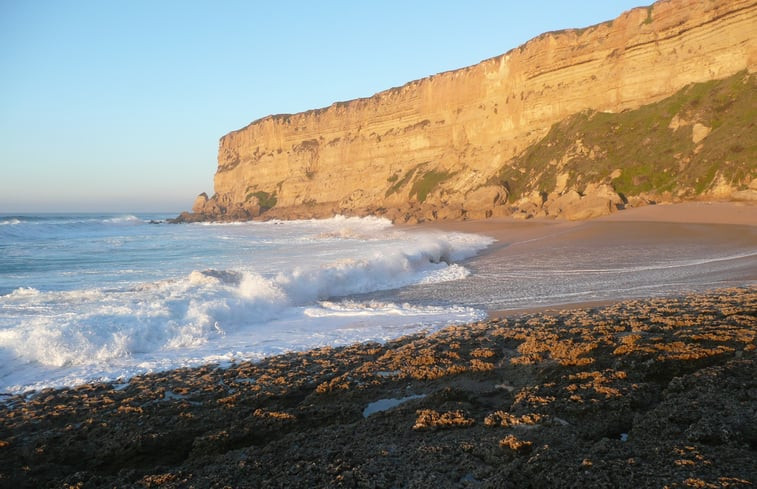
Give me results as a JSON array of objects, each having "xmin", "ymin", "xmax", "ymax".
[{"xmin": 1, "ymin": 288, "xmax": 755, "ymax": 488}]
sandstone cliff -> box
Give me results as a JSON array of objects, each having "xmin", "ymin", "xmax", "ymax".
[{"xmin": 181, "ymin": 0, "xmax": 757, "ymax": 222}]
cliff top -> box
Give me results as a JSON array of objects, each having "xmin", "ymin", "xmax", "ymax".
[{"xmin": 226, "ymin": 2, "xmax": 657, "ymax": 139}]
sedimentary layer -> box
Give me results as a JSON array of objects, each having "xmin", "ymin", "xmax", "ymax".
[{"xmin": 182, "ymin": 0, "xmax": 757, "ymax": 222}]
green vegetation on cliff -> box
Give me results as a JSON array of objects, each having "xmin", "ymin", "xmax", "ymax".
[
  {"xmin": 385, "ymin": 164, "xmax": 453, "ymax": 203},
  {"xmin": 246, "ymin": 190, "xmax": 278, "ymax": 209},
  {"xmin": 410, "ymin": 170, "xmax": 452, "ymax": 203},
  {"xmin": 498, "ymin": 71, "xmax": 755, "ymax": 201}
]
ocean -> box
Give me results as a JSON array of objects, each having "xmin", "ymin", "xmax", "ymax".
[
  {"xmin": 0, "ymin": 214, "xmax": 493, "ymax": 394},
  {"xmin": 1, "ymin": 212, "xmax": 755, "ymax": 395}
]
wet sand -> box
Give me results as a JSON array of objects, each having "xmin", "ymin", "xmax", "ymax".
[
  {"xmin": 403, "ymin": 201, "xmax": 757, "ymax": 316},
  {"xmin": 1, "ymin": 203, "xmax": 755, "ymax": 488}
]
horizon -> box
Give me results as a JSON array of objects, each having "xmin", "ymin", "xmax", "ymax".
[{"xmin": 1, "ymin": 1, "xmax": 644, "ymax": 213}]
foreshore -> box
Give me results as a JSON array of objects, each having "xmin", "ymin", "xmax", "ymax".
[
  {"xmin": 1, "ymin": 202, "xmax": 755, "ymax": 488},
  {"xmin": 416, "ymin": 201, "xmax": 757, "ymax": 316},
  {"xmin": 1, "ymin": 287, "xmax": 754, "ymax": 488}
]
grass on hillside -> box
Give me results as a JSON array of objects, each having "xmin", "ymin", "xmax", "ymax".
[{"xmin": 497, "ymin": 71, "xmax": 756, "ymax": 201}]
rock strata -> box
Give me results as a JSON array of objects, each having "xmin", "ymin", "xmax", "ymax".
[{"xmin": 177, "ymin": 0, "xmax": 757, "ymax": 223}]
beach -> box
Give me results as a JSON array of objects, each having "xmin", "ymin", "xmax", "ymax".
[{"xmin": 1, "ymin": 203, "xmax": 755, "ymax": 488}]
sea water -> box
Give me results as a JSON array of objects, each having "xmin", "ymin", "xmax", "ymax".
[
  {"xmin": 1, "ymin": 213, "xmax": 755, "ymax": 394},
  {"xmin": 0, "ymin": 214, "xmax": 492, "ymax": 393}
]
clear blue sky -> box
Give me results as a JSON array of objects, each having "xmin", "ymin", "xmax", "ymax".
[{"xmin": 0, "ymin": 0, "xmax": 646, "ymax": 213}]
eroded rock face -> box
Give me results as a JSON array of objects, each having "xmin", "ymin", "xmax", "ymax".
[
  {"xmin": 191, "ymin": 193, "xmax": 209, "ymax": 213},
  {"xmin": 183, "ymin": 0, "xmax": 756, "ymax": 222},
  {"xmin": 464, "ymin": 185, "xmax": 508, "ymax": 214}
]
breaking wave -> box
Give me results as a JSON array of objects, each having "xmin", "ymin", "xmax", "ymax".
[{"xmin": 0, "ymin": 216, "xmax": 493, "ymax": 393}]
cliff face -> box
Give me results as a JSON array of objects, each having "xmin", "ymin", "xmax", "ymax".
[{"xmin": 186, "ymin": 0, "xmax": 757, "ymax": 222}]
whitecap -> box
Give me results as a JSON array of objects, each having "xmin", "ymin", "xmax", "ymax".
[
  {"xmin": 3, "ymin": 287, "xmax": 41, "ymax": 298},
  {"xmin": 0, "ymin": 215, "xmax": 494, "ymax": 394},
  {"xmin": 103, "ymin": 215, "xmax": 143, "ymax": 224}
]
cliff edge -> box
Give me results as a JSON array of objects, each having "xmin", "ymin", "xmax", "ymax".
[{"xmin": 178, "ymin": 0, "xmax": 757, "ymax": 223}]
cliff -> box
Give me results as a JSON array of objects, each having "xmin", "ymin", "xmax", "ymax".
[{"xmin": 181, "ymin": 0, "xmax": 757, "ymax": 223}]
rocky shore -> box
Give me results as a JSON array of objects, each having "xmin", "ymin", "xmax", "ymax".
[{"xmin": 1, "ymin": 287, "xmax": 755, "ymax": 488}]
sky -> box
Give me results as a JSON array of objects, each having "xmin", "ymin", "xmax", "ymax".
[{"xmin": 1, "ymin": 0, "xmax": 646, "ymax": 213}]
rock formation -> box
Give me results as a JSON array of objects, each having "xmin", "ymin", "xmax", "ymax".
[
  {"xmin": 3, "ymin": 288, "xmax": 756, "ymax": 487},
  {"xmin": 179, "ymin": 0, "xmax": 756, "ymax": 222}
]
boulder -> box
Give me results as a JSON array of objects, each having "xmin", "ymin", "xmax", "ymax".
[
  {"xmin": 465, "ymin": 209, "xmax": 493, "ymax": 220},
  {"xmin": 562, "ymin": 195, "xmax": 614, "ymax": 221},
  {"xmin": 384, "ymin": 207, "xmax": 405, "ymax": 223},
  {"xmin": 546, "ymin": 188, "xmax": 616, "ymax": 220},
  {"xmin": 545, "ymin": 189, "xmax": 581, "ymax": 216},
  {"xmin": 491, "ymin": 206, "xmax": 512, "ymax": 218},
  {"xmin": 691, "ymin": 123, "xmax": 711, "ymax": 144},
  {"xmin": 464, "ymin": 185, "xmax": 508, "ymax": 212},
  {"xmin": 583, "ymin": 183, "xmax": 624, "ymax": 207},
  {"xmin": 511, "ymin": 210, "xmax": 533, "ymax": 220},
  {"xmin": 731, "ymin": 189, "xmax": 757, "ymax": 201},
  {"xmin": 436, "ymin": 204, "xmax": 465, "ymax": 221},
  {"xmin": 192, "ymin": 193, "xmax": 210, "ymax": 213}
]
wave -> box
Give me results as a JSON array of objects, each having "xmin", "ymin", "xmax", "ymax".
[
  {"xmin": 0, "ymin": 214, "xmax": 154, "ymax": 243},
  {"xmin": 304, "ymin": 300, "xmax": 480, "ymax": 318},
  {"xmin": 3, "ymin": 287, "xmax": 41, "ymax": 298},
  {"xmin": 102, "ymin": 215, "xmax": 144, "ymax": 225},
  {"xmin": 0, "ymin": 213, "xmax": 153, "ymax": 227},
  {"xmin": 0, "ymin": 227, "xmax": 492, "ymax": 392}
]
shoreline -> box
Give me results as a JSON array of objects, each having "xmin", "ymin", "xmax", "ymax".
[
  {"xmin": 1, "ymin": 202, "xmax": 755, "ymax": 487},
  {"xmin": 1, "ymin": 286, "xmax": 754, "ymax": 487},
  {"xmin": 418, "ymin": 201, "xmax": 757, "ymax": 317},
  {"xmin": 4, "ymin": 201, "xmax": 753, "ymax": 396}
]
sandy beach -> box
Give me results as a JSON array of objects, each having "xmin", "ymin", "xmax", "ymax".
[
  {"xmin": 405, "ymin": 201, "xmax": 757, "ymax": 316},
  {"xmin": 1, "ymin": 203, "xmax": 755, "ymax": 488},
  {"xmin": 412, "ymin": 201, "xmax": 757, "ymax": 237}
]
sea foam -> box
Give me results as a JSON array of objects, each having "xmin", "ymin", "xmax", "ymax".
[{"xmin": 0, "ymin": 215, "xmax": 492, "ymax": 393}]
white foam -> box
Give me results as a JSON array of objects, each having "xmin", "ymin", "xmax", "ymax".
[
  {"xmin": 103, "ymin": 215, "xmax": 143, "ymax": 224},
  {"xmin": 4, "ymin": 287, "xmax": 41, "ymax": 298},
  {"xmin": 0, "ymin": 216, "xmax": 493, "ymax": 394},
  {"xmin": 304, "ymin": 300, "xmax": 477, "ymax": 318}
]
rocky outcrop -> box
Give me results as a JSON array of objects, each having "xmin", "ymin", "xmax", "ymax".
[
  {"xmin": 3, "ymin": 288, "xmax": 755, "ymax": 487},
  {"xmin": 182, "ymin": 0, "xmax": 756, "ymax": 222}
]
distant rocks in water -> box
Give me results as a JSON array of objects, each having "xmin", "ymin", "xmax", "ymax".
[
  {"xmin": 191, "ymin": 192, "xmax": 210, "ymax": 213},
  {"xmin": 171, "ymin": 191, "xmax": 265, "ymax": 223}
]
